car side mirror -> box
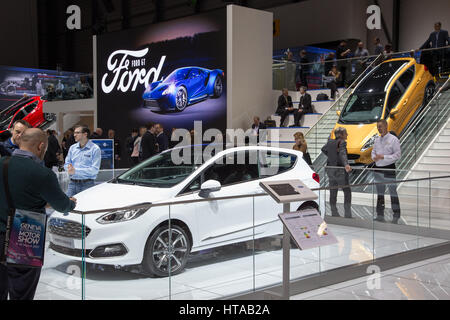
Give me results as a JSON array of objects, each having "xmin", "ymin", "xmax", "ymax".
[
  {"xmin": 336, "ymin": 110, "xmax": 341, "ymax": 116},
  {"xmin": 199, "ymin": 180, "xmax": 221, "ymax": 198},
  {"xmin": 390, "ymin": 109, "xmax": 399, "ymax": 118}
]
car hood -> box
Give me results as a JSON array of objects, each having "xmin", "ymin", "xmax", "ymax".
[
  {"xmin": 332, "ymin": 122, "xmax": 378, "ymax": 151},
  {"xmin": 67, "ymin": 182, "xmax": 175, "ymax": 212}
]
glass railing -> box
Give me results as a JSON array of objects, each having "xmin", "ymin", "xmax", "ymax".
[
  {"xmin": 273, "ymin": 45, "xmax": 450, "ymax": 92},
  {"xmin": 37, "ymin": 166, "xmax": 450, "ymax": 300},
  {"xmin": 396, "ymin": 77, "xmax": 450, "ymax": 180}
]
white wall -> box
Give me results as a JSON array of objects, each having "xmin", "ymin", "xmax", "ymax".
[
  {"xmin": 399, "ymin": 0, "xmax": 450, "ymax": 51},
  {"xmin": 227, "ymin": 5, "xmax": 273, "ymax": 130}
]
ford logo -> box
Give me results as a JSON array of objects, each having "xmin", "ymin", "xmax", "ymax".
[{"xmin": 49, "ymin": 218, "xmax": 66, "ymax": 228}]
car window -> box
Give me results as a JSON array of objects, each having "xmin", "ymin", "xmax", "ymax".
[
  {"xmin": 258, "ymin": 151, "xmax": 297, "ymax": 178},
  {"xmin": 202, "ymin": 151, "xmax": 259, "ymax": 187},
  {"xmin": 385, "ymin": 82, "xmax": 404, "ymax": 116},
  {"xmin": 355, "ymin": 60, "xmax": 409, "ymax": 94},
  {"xmin": 180, "ymin": 174, "xmax": 202, "ymax": 194},
  {"xmin": 116, "ymin": 149, "xmax": 199, "ymax": 188},
  {"xmin": 13, "ymin": 110, "xmax": 26, "ymax": 121},
  {"xmin": 24, "ymin": 102, "xmax": 37, "ymax": 114},
  {"xmin": 397, "ymin": 65, "xmax": 414, "ymax": 91},
  {"xmin": 189, "ymin": 70, "xmax": 200, "ymax": 78},
  {"xmin": 339, "ymin": 92, "xmax": 385, "ymax": 123}
]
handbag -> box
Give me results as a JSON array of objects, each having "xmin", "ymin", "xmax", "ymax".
[{"xmin": 0, "ymin": 157, "xmax": 47, "ymax": 268}]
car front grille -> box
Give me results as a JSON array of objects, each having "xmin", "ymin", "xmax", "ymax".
[
  {"xmin": 144, "ymin": 99, "xmax": 159, "ymax": 108},
  {"xmin": 348, "ymin": 154, "xmax": 361, "ymax": 160},
  {"xmin": 48, "ymin": 218, "xmax": 91, "ymax": 239},
  {"xmin": 49, "ymin": 243, "xmax": 92, "ymax": 258}
]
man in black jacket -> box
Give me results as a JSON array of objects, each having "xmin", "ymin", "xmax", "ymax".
[
  {"xmin": 140, "ymin": 122, "xmax": 157, "ymax": 161},
  {"xmin": 420, "ymin": 22, "xmax": 449, "ymax": 76},
  {"xmin": 44, "ymin": 129, "xmax": 61, "ymax": 168},
  {"xmin": 321, "ymin": 127, "xmax": 352, "ymax": 218},
  {"xmin": 420, "ymin": 22, "xmax": 449, "ymax": 49},
  {"xmin": 0, "ymin": 128, "xmax": 76, "ymax": 300},
  {"xmin": 251, "ymin": 116, "xmax": 266, "ymax": 143},
  {"xmin": 276, "ymin": 88, "xmax": 300, "ymax": 127},
  {"xmin": 155, "ymin": 123, "xmax": 169, "ymax": 153},
  {"xmin": 297, "ymin": 86, "xmax": 313, "ymax": 126}
]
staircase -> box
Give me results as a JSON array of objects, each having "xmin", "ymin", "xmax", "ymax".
[{"xmin": 266, "ymin": 88, "xmax": 345, "ymax": 149}]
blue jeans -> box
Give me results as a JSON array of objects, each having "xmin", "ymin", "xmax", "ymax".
[{"xmin": 66, "ymin": 180, "xmax": 95, "ymax": 197}]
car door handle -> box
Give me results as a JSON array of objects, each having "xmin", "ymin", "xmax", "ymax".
[
  {"xmin": 417, "ymin": 79, "xmax": 421, "ymax": 84},
  {"xmin": 403, "ymin": 99, "xmax": 408, "ymax": 105}
]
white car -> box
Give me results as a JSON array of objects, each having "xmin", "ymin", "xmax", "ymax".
[{"xmin": 48, "ymin": 145, "xmax": 323, "ymax": 277}]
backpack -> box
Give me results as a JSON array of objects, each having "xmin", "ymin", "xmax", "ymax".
[{"xmin": 317, "ymin": 93, "xmax": 329, "ymax": 101}]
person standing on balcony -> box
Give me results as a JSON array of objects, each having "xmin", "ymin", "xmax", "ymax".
[
  {"xmin": 321, "ymin": 127, "xmax": 352, "ymax": 218},
  {"xmin": 371, "ymin": 119, "xmax": 401, "ymax": 224},
  {"xmin": 64, "ymin": 125, "xmax": 101, "ymax": 197},
  {"xmin": 336, "ymin": 40, "xmax": 351, "ymax": 86}
]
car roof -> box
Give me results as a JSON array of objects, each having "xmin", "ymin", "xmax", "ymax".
[{"xmin": 354, "ymin": 58, "xmax": 412, "ymax": 94}]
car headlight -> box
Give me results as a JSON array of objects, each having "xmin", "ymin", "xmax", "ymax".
[
  {"xmin": 96, "ymin": 208, "xmax": 148, "ymax": 224},
  {"xmin": 361, "ymin": 134, "xmax": 378, "ymax": 152},
  {"xmin": 162, "ymin": 84, "xmax": 176, "ymax": 95}
]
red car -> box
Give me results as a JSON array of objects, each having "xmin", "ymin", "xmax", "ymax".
[{"xmin": 0, "ymin": 96, "xmax": 55, "ymax": 133}]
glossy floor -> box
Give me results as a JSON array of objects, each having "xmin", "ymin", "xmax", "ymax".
[
  {"xmin": 35, "ymin": 224, "xmax": 447, "ymax": 300},
  {"xmin": 291, "ymin": 253, "xmax": 450, "ymax": 300}
]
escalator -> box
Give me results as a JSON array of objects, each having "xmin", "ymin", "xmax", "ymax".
[{"xmin": 312, "ymin": 76, "xmax": 450, "ymax": 191}]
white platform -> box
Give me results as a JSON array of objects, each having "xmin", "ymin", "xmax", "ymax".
[{"xmin": 35, "ymin": 224, "xmax": 446, "ymax": 300}]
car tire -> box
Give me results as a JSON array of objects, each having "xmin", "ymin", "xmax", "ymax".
[
  {"xmin": 44, "ymin": 113, "xmax": 56, "ymax": 122},
  {"xmin": 422, "ymin": 82, "xmax": 435, "ymax": 108},
  {"xmin": 213, "ymin": 76, "xmax": 223, "ymax": 98},
  {"xmin": 175, "ymin": 87, "xmax": 188, "ymax": 111},
  {"xmin": 142, "ymin": 224, "xmax": 191, "ymax": 277}
]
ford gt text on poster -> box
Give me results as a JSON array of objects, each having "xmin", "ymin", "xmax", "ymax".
[
  {"xmin": 143, "ymin": 67, "xmax": 224, "ymax": 112},
  {"xmin": 48, "ymin": 145, "xmax": 323, "ymax": 277}
]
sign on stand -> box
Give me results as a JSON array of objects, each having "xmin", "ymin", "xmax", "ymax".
[{"xmin": 279, "ymin": 209, "xmax": 337, "ymax": 250}]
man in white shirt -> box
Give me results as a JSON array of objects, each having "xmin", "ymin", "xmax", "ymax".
[{"xmin": 371, "ymin": 119, "xmax": 401, "ymax": 223}]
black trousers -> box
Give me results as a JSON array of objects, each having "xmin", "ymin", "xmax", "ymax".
[
  {"xmin": 277, "ymin": 109, "xmax": 303, "ymax": 127},
  {"xmin": 326, "ymin": 168, "xmax": 352, "ymax": 217},
  {"xmin": 328, "ymin": 81, "xmax": 337, "ymax": 99},
  {"xmin": 0, "ymin": 233, "xmax": 41, "ymax": 300},
  {"xmin": 374, "ymin": 166, "xmax": 401, "ymax": 218}
]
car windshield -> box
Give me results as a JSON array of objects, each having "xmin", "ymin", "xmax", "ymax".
[
  {"xmin": 162, "ymin": 69, "xmax": 189, "ymax": 84},
  {"xmin": 339, "ymin": 92, "xmax": 385, "ymax": 123},
  {"xmin": 114, "ymin": 147, "xmax": 203, "ymax": 188}
]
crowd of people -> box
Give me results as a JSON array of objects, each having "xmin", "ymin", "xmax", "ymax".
[{"xmin": 283, "ymin": 21, "xmax": 449, "ymax": 98}]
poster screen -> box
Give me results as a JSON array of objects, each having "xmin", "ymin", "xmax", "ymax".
[
  {"xmin": 97, "ymin": 9, "xmax": 227, "ymax": 152},
  {"xmin": 0, "ymin": 65, "xmax": 92, "ymax": 110}
]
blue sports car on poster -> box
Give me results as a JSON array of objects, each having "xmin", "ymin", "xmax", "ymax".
[{"xmin": 142, "ymin": 67, "xmax": 224, "ymax": 112}]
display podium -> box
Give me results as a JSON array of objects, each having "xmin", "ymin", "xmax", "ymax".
[{"xmin": 259, "ymin": 180, "xmax": 337, "ymax": 300}]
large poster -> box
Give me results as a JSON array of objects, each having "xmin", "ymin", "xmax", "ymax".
[
  {"xmin": 0, "ymin": 66, "xmax": 92, "ymax": 110},
  {"xmin": 97, "ymin": 10, "xmax": 227, "ymax": 148}
]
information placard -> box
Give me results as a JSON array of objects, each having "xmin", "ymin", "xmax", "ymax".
[
  {"xmin": 260, "ymin": 179, "xmax": 318, "ymax": 203},
  {"xmin": 279, "ymin": 209, "xmax": 337, "ymax": 250}
]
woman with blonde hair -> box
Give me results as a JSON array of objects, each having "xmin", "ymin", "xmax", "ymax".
[{"xmin": 293, "ymin": 132, "xmax": 312, "ymax": 165}]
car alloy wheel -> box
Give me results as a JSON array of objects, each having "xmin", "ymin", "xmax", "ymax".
[
  {"xmin": 175, "ymin": 87, "xmax": 187, "ymax": 111},
  {"xmin": 44, "ymin": 113, "xmax": 55, "ymax": 122},
  {"xmin": 213, "ymin": 77, "xmax": 223, "ymax": 98},
  {"xmin": 144, "ymin": 225, "xmax": 190, "ymax": 277},
  {"xmin": 424, "ymin": 83, "xmax": 435, "ymax": 106}
]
